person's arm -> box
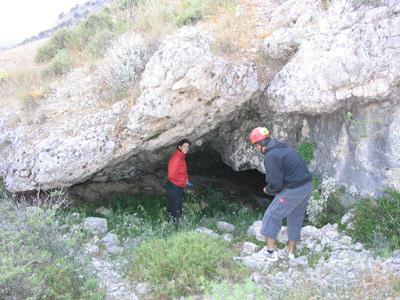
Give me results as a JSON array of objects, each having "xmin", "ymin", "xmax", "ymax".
[
  {"xmin": 168, "ymin": 156, "xmax": 180, "ymax": 181},
  {"xmin": 168, "ymin": 156, "xmax": 188, "ymax": 186},
  {"xmin": 264, "ymin": 155, "xmax": 284, "ymax": 194}
]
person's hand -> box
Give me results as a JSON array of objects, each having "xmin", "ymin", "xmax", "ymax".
[{"xmin": 263, "ymin": 187, "xmax": 276, "ymax": 196}]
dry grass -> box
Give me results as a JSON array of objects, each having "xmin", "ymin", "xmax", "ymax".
[
  {"xmin": 133, "ymin": 0, "xmax": 177, "ymax": 42},
  {"xmin": 0, "ymin": 39, "xmax": 60, "ymax": 124},
  {"xmin": 0, "ymin": 40, "xmax": 45, "ymax": 107},
  {"xmin": 0, "ymin": 66, "xmax": 55, "ymax": 126},
  {"xmin": 0, "ymin": 0, "xmax": 260, "ymax": 113},
  {"xmin": 209, "ymin": 2, "xmax": 257, "ymax": 59},
  {"xmin": 0, "ymin": 3, "xmax": 134, "ymax": 111},
  {"xmin": 1, "ymin": 68, "xmax": 53, "ymax": 108},
  {"xmin": 351, "ymin": 263, "xmax": 400, "ymax": 299},
  {"xmin": 134, "ymin": 0, "xmax": 239, "ymax": 44}
]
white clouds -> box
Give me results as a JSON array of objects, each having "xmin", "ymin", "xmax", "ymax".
[{"xmin": 0, "ymin": 0, "xmax": 87, "ymax": 48}]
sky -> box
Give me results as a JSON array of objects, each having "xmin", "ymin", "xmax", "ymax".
[{"xmin": 0, "ymin": 0, "xmax": 88, "ymax": 48}]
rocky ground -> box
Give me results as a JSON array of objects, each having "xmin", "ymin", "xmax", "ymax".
[{"xmin": 77, "ymin": 208, "xmax": 400, "ymax": 299}]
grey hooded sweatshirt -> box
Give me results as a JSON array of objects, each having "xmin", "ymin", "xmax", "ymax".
[{"xmin": 263, "ymin": 138, "xmax": 312, "ymax": 195}]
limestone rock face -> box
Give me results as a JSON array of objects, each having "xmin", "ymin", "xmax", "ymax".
[
  {"xmin": 266, "ymin": 1, "xmax": 400, "ymax": 115},
  {"xmin": 227, "ymin": 0, "xmax": 400, "ymax": 198},
  {"xmin": 0, "ymin": 29, "xmax": 261, "ymax": 192},
  {"xmin": 260, "ymin": 0, "xmax": 400, "ymax": 198},
  {"xmin": 123, "ymin": 27, "xmax": 261, "ymax": 159},
  {"xmin": 0, "ymin": 1, "xmax": 399, "ymax": 200}
]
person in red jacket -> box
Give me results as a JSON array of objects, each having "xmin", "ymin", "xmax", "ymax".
[{"xmin": 166, "ymin": 139, "xmax": 191, "ymax": 222}]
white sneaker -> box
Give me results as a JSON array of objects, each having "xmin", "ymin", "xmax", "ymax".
[
  {"xmin": 252, "ymin": 247, "xmax": 279, "ymax": 262},
  {"xmin": 278, "ymin": 248, "xmax": 295, "ymax": 260}
]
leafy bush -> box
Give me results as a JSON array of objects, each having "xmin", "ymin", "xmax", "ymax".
[
  {"xmin": 0, "ymin": 189, "xmax": 104, "ymax": 299},
  {"xmin": 35, "ymin": 44, "xmax": 59, "ymax": 63},
  {"xmin": 306, "ymin": 177, "xmax": 346, "ymax": 227},
  {"xmin": 314, "ymin": 190, "xmax": 345, "ymax": 228},
  {"xmin": 297, "ymin": 142, "xmax": 315, "ymax": 165},
  {"xmin": 349, "ymin": 190, "xmax": 400, "ymax": 253},
  {"xmin": 41, "ymin": 49, "xmax": 71, "ymax": 77},
  {"xmin": 103, "ymin": 37, "xmax": 148, "ymax": 98},
  {"xmin": 76, "ymin": 10, "xmax": 115, "ymax": 49},
  {"xmin": 128, "ymin": 231, "xmax": 248, "ymax": 297},
  {"xmin": 85, "ymin": 30, "xmax": 116, "ymax": 57},
  {"xmin": 35, "ymin": 29, "xmax": 76, "ymax": 63}
]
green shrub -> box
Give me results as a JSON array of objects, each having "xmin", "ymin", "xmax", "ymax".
[
  {"xmin": 85, "ymin": 29, "xmax": 116, "ymax": 57},
  {"xmin": 314, "ymin": 189, "xmax": 346, "ymax": 228},
  {"xmin": 297, "ymin": 142, "xmax": 315, "ymax": 165},
  {"xmin": 128, "ymin": 231, "xmax": 249, "ymax": 297},
  {"xmin": 35, "ymin": 6, "xmax": 127, "ymax": 65},
  {"xmin": 35, "ymin": 29, "xmax": 76, "ymax": 63},
  {"xmin": 42, "ymin": 49, "xmax": 71, "ymax": 77},
  {"xmin": 306, "ymin": 177, "xmax": 346, "ymax": 228},
  {"xmin": 0, "ymin": 192, "xmax": 104, "ymax": 299},
  {"xmin": 349, "ymin": 190, "xmax": 400, "ymax": 253},
  {"xmin": 50, "ymin": 28, "xmax": 78, "ymax": 50},
  {"xmin": 35, "ymin": 44, "xmax": 59, "ymax": 63},
  {"xmin": 77, "ymin": 11, "xmax": 115, "ymax": 43}
]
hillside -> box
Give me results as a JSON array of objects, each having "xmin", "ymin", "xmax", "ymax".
[{"xmin": 0, "ymin": 1, "xmax": 399, "ymax": 299}]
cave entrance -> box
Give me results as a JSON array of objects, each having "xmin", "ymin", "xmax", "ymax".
[
  {"xmin": 71, "ymin": 148, "xmax": 270, "ymax": 208},
  {"xmin": 186, "ymin": 148, "xmax": 270, "ymax": 208}
]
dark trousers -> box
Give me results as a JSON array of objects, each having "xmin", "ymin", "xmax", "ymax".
[{"xmin": 166, "ymin": 181, "xmax": 184, "ymax": 222}]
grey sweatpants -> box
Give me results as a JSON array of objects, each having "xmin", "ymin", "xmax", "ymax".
[{"xmin": 261, "ymin": 182, "xmax": 312, "ymax": 241}]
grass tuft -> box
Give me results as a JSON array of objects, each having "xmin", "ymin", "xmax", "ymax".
[{"xmin": 128, "ymin": 231, "xmax": 249, "ymax": 297}]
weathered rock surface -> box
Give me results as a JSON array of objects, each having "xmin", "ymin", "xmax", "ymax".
[
  {"xmin": 195, "ymin": 227, "xmax": 220, "ymax": 239},
  {"xmin": 216, "ymin": 221, "xmax": 236, "ymax": 233},
  {"xmin": 238, "ymin": 220, "xmax": 400, "ymax": 299},
  {"xmin": 0, "ymin": 0, "xmax": 399, "ymax": 200},
  {"xmin": 83, "ymin": 217, "xmax": 108, "ymax": 237}
]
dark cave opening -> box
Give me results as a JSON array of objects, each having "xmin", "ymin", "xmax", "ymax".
[
  {"xmin": 71, "ymin": 147, "xmax": 272, "ymax": 209},
  {"xmin": 186, "ymin": 148, "xmax": 272, "ymax": 208}
]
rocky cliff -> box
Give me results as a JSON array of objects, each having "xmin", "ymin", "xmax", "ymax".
[{"xmin": 1, "ymin": 0, "xmax": 399, "ymax": 201}]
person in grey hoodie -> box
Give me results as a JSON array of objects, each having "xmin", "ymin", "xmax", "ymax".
[{"xmin": 249, "ymin": 127, "xmax": 312, "ymax": 262}]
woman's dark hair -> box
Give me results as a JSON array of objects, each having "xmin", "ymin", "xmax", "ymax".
[{"xmin": 177, "ymin": 139, "xmax": 191, "ymax": 149}]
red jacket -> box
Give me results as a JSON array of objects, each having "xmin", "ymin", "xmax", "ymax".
[{"xmin": 168, "ymin": 149, "xmax": 188, "ymax": 187}]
